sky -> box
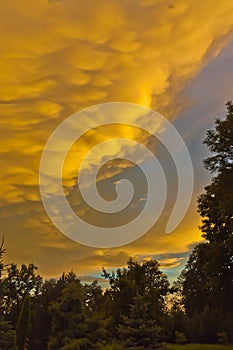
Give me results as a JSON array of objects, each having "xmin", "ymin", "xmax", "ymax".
[{"xmin": 1, "ymin": 0, "xmax": 233, "ymax": 284}]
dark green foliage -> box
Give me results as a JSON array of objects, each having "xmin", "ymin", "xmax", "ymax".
[
  {"xmin": 52, "ymin": 337, "xmax": 90, "ymax": 350},
  {"xmin": 27, "ymin": 278, "xmax": 59, "ymax": 350},
  {"xmin": 182, "ymin": 240, "xmax": 233, "ymax": 315},
  {"xmin": 84, "ymin": 280, "xmax": 105, "ymax": 313},
  {"xmin": 47, "ymin": 277, "xmax": 107, "ymax": 350},
  {"xmin": 0, "ymin": 239, "xmax": 16, "ymax": 350},
  {"xmin": 202, "ymin": 101, "xmax": 233, "ymax": 173},
  {"xmin": 198, "ymin": 101, "xmax": 233, "ymax": 242},
  {"xmin": 48, "ymin": 280, "xmax": 87, "ymax": 349},
  {"xmin": 174, "ymin": 331, "xmax": 187, "ymax": 345},
  {"xmin": 95, "ymin": 343, "xmax": 124, "ymax": 350},
  {"xmin": 29, "ymin": 272, "xmax": 78, "ymax": 349},
  {"xmin": 217, "ymin": 330, "xmax": 228, "ymax": 344},
  {"xmin": 197, "ymin": 170, "xmax": 233, "ymax": 242},
  {"xmin": 117, "ymin": 294, "xmax": 167, "ymax": 350},
  {"xmin": 0, "ymin": 236, "xmax": 7, "ymax": 310},
  {"xmin": 0, "ymin": 316, "xmax": 16, "ymax": 350},
  {"xmin": 180, "ymin": 102, "xmax": 233, "ymax": 343},
  {"xmin": 4, "ymin": 263, "xmax": 42, "ymax": 326},
  {"xmin": 102, "ymin": 258, "xmax": 169, "ymax": 333},
  {"xmin": 16, "ymin": 294, "xmax": 30, "ymax": 350},
  {"xmin": 0, "ymin": 237, "xmax": 6, "ymax": 278}
]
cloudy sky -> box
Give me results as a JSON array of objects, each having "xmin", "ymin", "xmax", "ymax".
[{"xmin": 1, "ymin": 0, "xmax": 233, "ymax": 283}]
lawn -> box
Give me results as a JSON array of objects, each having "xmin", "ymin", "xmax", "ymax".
[{"xmin": 168, "ymin": 345, "xmax": 233, "ymax": 350}]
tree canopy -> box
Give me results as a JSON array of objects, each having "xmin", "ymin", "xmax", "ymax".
[{"xmin": 181, "ymin": 102, "xmax": 233, "ymax": 342}]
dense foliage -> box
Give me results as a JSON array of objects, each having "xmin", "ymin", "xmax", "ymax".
[
  {"xmin": 180, "ymin": 101, "xmax": 233, "ymax": 343},
  {"xmin": 0, "ymin": 102, "xmax": 232, "ymax": 349}
]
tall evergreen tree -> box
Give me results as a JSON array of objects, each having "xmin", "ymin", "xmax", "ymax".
[{"xmin": 117, "ymin": 295, "xmax": 167, "ymax": 350}]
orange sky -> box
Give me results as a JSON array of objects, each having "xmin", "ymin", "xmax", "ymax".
[{"xmin": 1, "ymin": 0, "xmax": 233, "ymax": 282}]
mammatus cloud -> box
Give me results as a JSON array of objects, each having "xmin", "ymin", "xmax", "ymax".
[{"xmin": 0, "ymin": 0, "xmax": 233, "ymax": 278}]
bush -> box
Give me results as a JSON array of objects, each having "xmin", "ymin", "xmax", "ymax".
[
  {"xmin": 217, "ymin": 330, "xmax": 228, "ymax": 344},
  {"xmin": 95, "ymin": 342, "xmax": 124, "ymax": 350},
  {"xmin": 174, "ymin": 331, "xmax": 187, "ymax": 344}
]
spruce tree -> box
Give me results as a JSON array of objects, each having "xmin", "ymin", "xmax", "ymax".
[{"xmin": 118, "ymin": 295, "xmax": 167, "ymax": 350}]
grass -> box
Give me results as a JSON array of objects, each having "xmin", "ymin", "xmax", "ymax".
[{"xmin": 168, "ymin": 345, "xmax": 233, "ymax": 350}]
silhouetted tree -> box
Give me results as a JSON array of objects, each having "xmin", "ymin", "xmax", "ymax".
[
  {"xmin": 181, "ymin": 102, "xmax": 233, "ymax": 343},
  {"xmin": 48, "ymin": 279, "xmax": 90, "ymax": 350},
  {"xmin": 198, "ymin": 100, "xmax": 233, "ymax": 242},
  {"xmin": 4, "ymin": 263, "xmax": 42, "ymax": 326}
]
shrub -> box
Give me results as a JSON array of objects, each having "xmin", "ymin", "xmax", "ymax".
[
  {"xmin": 174, "ymin": 331, "xmax": 187, "ymax": 344},
  {"xmin": 217, "ymin": 330, "xmax": 228, "ymax": 344}
]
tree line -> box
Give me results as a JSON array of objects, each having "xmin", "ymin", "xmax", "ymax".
[{"xmin": 0, "ymin": 102, "xmax": 232, "ymax": 350}]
